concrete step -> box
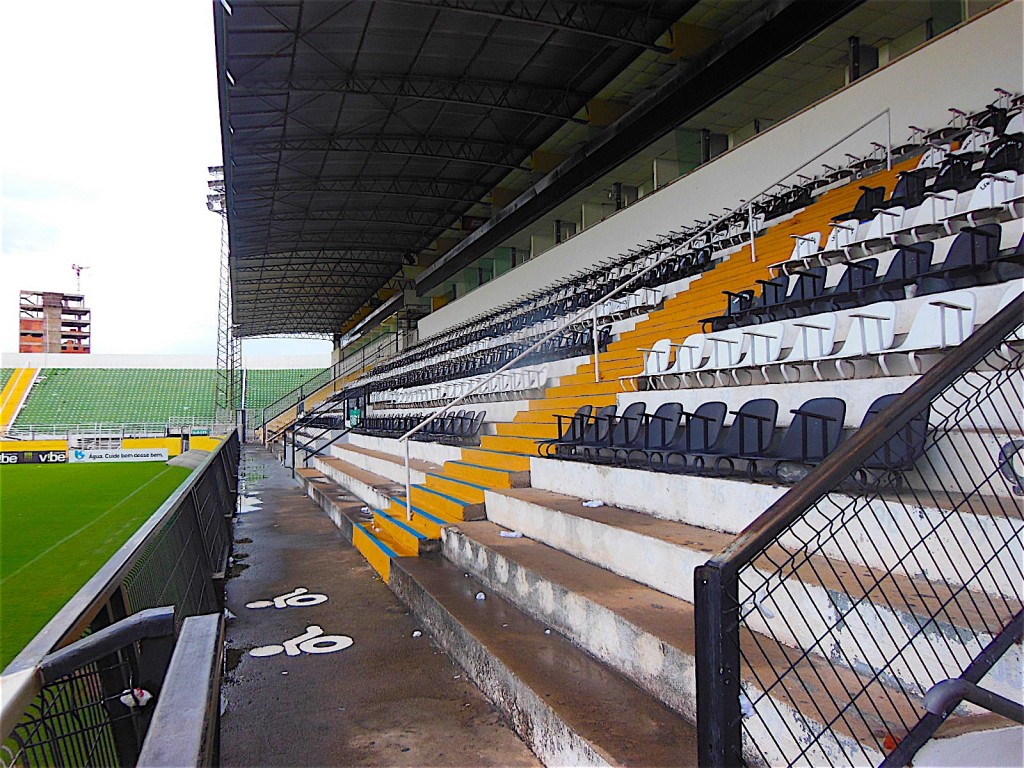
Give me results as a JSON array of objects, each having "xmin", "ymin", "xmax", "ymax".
[
  {"xmin": 479, "ymin": 434, "xmax": 542, "ymax": 455},
  {"xmin": 542, "ymin": 380, "xmax": 624, "ymax": 399},
  {"xmin": 439, "ymin": 521, "xmax": 933, "ymax": 766},
  {"xmin": 372, "ymin": 507, "xmax": 439, "ymax": 555},
  {"xmin": 425, "ymin": 472, "xmax": 489, "ymax": 504},
  {"xmin": 389, "ymin": 554, "xmax": 699, "ymax": 767},
  {"xmin": 461, "ymin": 447, "xmax": 532, "ymax": 472},
  {"xmin": 444, "ymin": 460, "xmax": 530, "ymax": 488},
  {"xmin": 300, "ymin": 471, "xmax": 412, "ymax": 583},
  {"xmin": 387, "ymin": 498, "xmax": 452, "ymax": 539},
  {"xmin": 528, "ymin": 393, "xmax": 617, "ymax": 412},
  {"xmin": 495, "ymin": 421, "xmax": 561, "ymax": 439},
  {"xmin": 331, "ymin": 442, "xmax": 438, "ymax": 485},
  {"xmin": 484, "ymin": 487, "xmax": 1022, "ymax": 703},
  {"xmin": 410, "ymin": 483, "xmax": 485, "ymax": 520},
  {"xmin": 314, "ymin": 455, "xmax": 402, "ymax": 511}
]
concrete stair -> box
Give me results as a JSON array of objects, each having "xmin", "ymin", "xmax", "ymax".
[{"xmin": 389, "ymin": 553, "xmax": 700, "ymax": 767}]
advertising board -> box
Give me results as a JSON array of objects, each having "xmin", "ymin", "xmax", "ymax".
[{"xmin": 68, "ymin": 449, "xmax": 169, "ymax": 464}]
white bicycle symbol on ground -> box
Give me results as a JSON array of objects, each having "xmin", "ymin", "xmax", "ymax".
[
  {"xmin": 250, "ymin": 625, "xmax": 354, "ymax": 657},
  {"xmin": 246, "ymin": 587, "xmax": 328, "ymax": 610}
]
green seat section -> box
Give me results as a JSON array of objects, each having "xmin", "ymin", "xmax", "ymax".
[
  {"xmin": 245, "ymin": 369, "xmax": 321, "ymax": 414},
  {"xmin": 0, "ymin": 369, "xmax": 13, "ymax": 391},
  {"xmin": 14, "ymin": 369, "xmax": 219, "ymax": 426}
]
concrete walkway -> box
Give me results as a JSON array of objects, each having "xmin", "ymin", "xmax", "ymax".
[{"xmin": 220, "ymin": 445, "xmax": 540, "ymax": 767}]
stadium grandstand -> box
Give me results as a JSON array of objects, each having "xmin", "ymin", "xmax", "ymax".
[
  {"xmin": 3, "ymin": 2, "xmax": 1020, "ymax": 767},
  {"xmin": 0, "ymin": 353, "xmax": 324, "ymax": 443},
  {"xmin": 212, "ymin": 1, "xmax": 1023, "ymax": 765}
]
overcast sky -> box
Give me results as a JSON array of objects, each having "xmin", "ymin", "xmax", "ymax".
[{"xmin": 0, "ymin": 1, "xmax": 331, "ymax": 361}]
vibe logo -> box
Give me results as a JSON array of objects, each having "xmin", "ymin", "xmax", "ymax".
[
  {"xmin": 39, "ymin": 452, "xmax": 66, "ymax": 463},
  {"xmin": 0, "ymin": 453, "xmax": 18, "ymax": 464},
  {"xmin": 249, "ymin": 626, "xmax": 353, "ymax": 657}
]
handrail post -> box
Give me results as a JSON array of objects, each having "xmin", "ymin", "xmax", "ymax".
[
  {"xmin": 695, "ymin": 561, "xmax": 742, "ymax": 767},
  {"xmin": 593, "ymin": 306, "xmax": 601, "ymax": 383},
  {"xmin": 748, "ymin": 203, "xmax": 757, "ymax": 263},
  {"xmin": 403, "ymin": 438, "xmax": 412, "ymax": 522},
  {"xmin": 886, "ymin": 107, "xmax": 892, "ymax": 171}
]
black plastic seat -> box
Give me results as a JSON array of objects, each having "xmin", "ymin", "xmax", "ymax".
[
  {"xmin": 537, "ymin": 404, "xmax": 594, "ymax": 457},
  {"xmin": 647, "ymin": 401, "xmax": 730, "ymax": 472},
  {"xmin": 916, "ymin": 223, "xmax": 1001, "ymax": 294},
  {"xmin": 761, "ymin": 397, "xmax": 847, "ymax": 482},
  {"xmin": 578, "ymin": 401, "xmax": 647, "ymax": 463},
  {"xmin": 619, "ymin": 402, "xmax": 686, "ymax": 468},
  {"xmin": 660, "ymin": 399, "xmax": 779, "ymax": 475},
  {"xmin": 853, "ymin": 393, "xmax": 931, "ymax": 486}
]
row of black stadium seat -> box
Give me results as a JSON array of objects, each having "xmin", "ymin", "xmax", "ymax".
[{"xmin": 537, "ymin": 394, "xmax": 928, "ymax": 485}]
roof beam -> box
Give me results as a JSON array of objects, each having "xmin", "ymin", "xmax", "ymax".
[
  {"xmin": 230, "ymin": 75, "xmax": 588, "ymax": 123},
  {"xmin": 382, "ymin": 0, "xmax": 674, "ymax": 53},
  {"xmin": 235, "ymin": 175, "xmax": 488, "ymax": 205},
  {"xmin": 229, "ymin": 135, "xmax": 531, "ymax": 171},
  {"xmin": 416, "ymin": 0, "xmax": 866, "ymax": 294}
]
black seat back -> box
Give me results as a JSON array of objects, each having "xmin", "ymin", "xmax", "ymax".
[
  {"xmin": 608, "ymin": 402, "xmax": 647, "ymax": 448},
  {"xmin": 681, "ymin": 401, "xmax": 728, "ymax": 452},
  {"xmin": 776, "ymin": 397, "xmax": 847, "ymax": 463},
  {"xmin": 720, "ymin": 399, "xmax": 779, "ymax": 457},
  {"xmin": 860, "ymin": 394, "xmax": 930, "ymax": 471},
  {"xmin": 643, "ymin": 402, "xmax": 685, "ymax": 450}
]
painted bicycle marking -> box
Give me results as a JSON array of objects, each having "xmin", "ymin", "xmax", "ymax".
[
  {"xmin": 249, "ymin": 625, "xmax": 353, "ymax": 657},
  {"xmin": 246, "ymin": 587, "xmax": 328, "ymax": 610}
]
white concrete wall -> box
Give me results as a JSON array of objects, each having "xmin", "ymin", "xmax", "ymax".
[
  {"xmin": 0, "ymin": 352, "xmax": 329, "ymax": 369},
  {"xmin": 418, "ymin": 2, "xmax": 1024, "ymax": 338}
]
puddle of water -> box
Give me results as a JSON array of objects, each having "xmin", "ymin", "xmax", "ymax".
[
  {"xmin": 227, "ymin": 562, "xmax": 250, "ymax": 579},
  {"xmin": 235, "ymin": 537, "xmax": 253, "ymax": 544},
  {"xmin": 233, "ymin": 552, "xmax": 249, "ymax": 561},
  {"xmin": 237, "ymin": 496, "xmax": 263, "ymax": 514},
  {"xmin": 224, "ymin": 647, "xmax": 247, "ymax": 675}
]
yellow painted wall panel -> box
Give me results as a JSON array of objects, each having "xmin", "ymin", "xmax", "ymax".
[
  {"xmin": 0, "ymin": 440, "xmax": 67, "ymax": 451},
  {"xmin": 123, "ymin": 438, "xmax": 183, "ymax": 456},
  {"xmin": 188, "ymin": 436, "xmax": 224, "ymax": 452}
]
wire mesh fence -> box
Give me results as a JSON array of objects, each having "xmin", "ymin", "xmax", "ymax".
[
  {"xmin": 696, "ymin": 297, "xmax": 1023, "ymax": 767},
  {"xmin": 1, "ymin": 432, "xmax": 238, "ymax": 768}
]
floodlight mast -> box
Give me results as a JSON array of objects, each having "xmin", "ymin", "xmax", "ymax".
[{"xmin": 207, "ymin": 165, "xmax": 242, "ymax": 429}]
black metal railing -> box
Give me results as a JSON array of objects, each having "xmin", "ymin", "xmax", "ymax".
[
  {"xmin": 260, "ymin": 334, "xmax": 399, "ymax": 429},
  {"xmin": 1, "ymin": 433, "xmax": 239, "ymax": 767},
  {"xmin": 695, "ymin": 296, "xmax": 1024, "ymax": 767}
]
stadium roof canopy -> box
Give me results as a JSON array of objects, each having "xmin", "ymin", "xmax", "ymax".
[{"xmin": 214, "ymin": 0, "xmax": 864, "ymax": 339}]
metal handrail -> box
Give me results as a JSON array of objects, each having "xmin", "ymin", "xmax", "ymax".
[
  {"xmin": 709, "ymin": 294, "xmax": 1023, "ymax": 576},
  {"xmin": 395, "ymin": 109, "xmax": 895, "ymax": 520},
  {"xmin": 695, "ymin": 295, "xmax": 1024, "ymax": 766},
  {"xmin": 260, "ymin": 333, "xmax": 399, "ymax": 428}
]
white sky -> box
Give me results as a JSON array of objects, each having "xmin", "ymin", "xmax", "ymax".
[{"xmin": 0, "ymin": 1, "xmax": 331, "ymax": 361}]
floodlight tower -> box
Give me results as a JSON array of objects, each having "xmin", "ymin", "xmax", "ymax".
[{"xmin": 207, "ymin": 165, "xmax": 242, "ymax": 426}]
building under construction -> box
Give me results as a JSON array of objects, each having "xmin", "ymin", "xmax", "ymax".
[{"xmin": 18, "ymin": 290, "xmax": 91, "ymax": 354}]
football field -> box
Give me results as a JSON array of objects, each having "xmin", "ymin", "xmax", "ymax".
[{"xmin": 0, "ymin": 461, "xmax": 192, "ymax": 669}]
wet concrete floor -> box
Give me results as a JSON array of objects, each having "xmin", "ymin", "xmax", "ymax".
[{"xmin": 220, "ymin": 445, "xmax": 540, "ymax": 767}]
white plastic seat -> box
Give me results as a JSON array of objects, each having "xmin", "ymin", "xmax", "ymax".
[
  {"xmin": 943, "ymin": 171, "xmax": 1022, "ymax": 230},
  {"xmin": 878, "ymin": 290, "xmax": 977, "ymax": 376},
  {"xmin": 693, "ymin": 328, "xmax": 748, "ymax": 387},
  {"xmin": 618, "ymin": 338, "xmax": 674, "ymax": 391},
  {"xmin": 732, "ymin": 321, "xmax": 794, "ymax": 385},
  {"xmin": 823, "ymin": 301, "xmax": 899, "ymax": 380},
  {"xmin": 654, "ymin": 333, "xmax": 708, "ymax": 389},
  {"xmin": 893, "ymin": 191, "xmax": 960, "ymax": 244},
  {"xmin": 768, "ymin": 312, "xmax": 841, "ymax": 383}
]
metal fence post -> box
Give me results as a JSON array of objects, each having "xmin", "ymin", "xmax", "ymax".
[{"xmin": 695, "ymin": 562, "xmax": 743, "ymax": 768}]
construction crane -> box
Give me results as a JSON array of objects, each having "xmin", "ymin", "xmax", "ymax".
[{"xmin": 71, "ymin": 264, "xmax": 90, "ymax": 292}]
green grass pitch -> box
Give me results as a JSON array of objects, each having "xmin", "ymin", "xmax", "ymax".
[{"xmin": 0, "ymin": 462, "xmax": 193, "ymax": 669}]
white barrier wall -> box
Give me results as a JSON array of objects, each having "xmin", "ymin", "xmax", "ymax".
[
  {"xmin": 417, "ymin": 2, "xmax": 1024, "ymax": 338},
  {"xmin": 0, "ymin": 352, "xmax": 329, "ymax": 369}
]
